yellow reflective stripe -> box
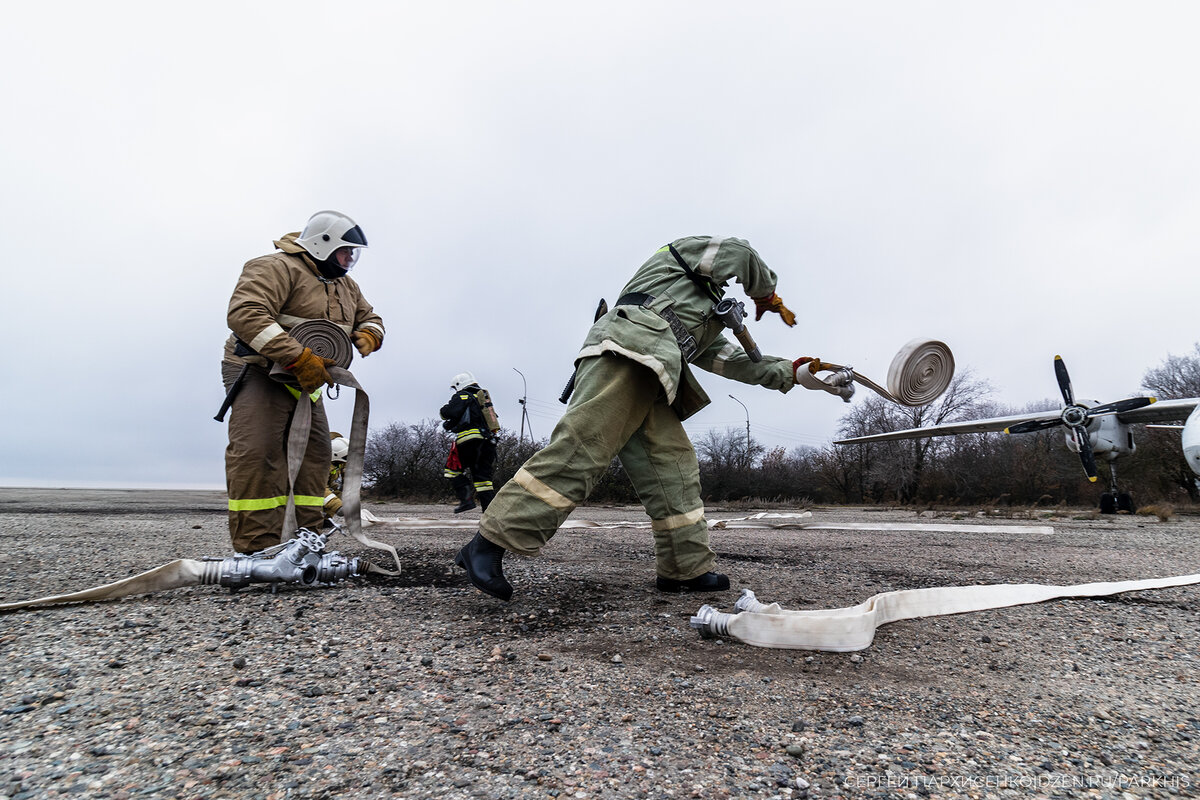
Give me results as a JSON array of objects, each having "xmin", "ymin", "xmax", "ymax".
[
  {"xmin": 473, "ymin": 481, "xmax": 494, "ymax": 491},
  {"xmin": 284, "ymin": 385, "xmax": 324, "ymax": 402},
  {"xmin": 513, "ymin": 467, "xmax": 574, "ymax": 511},
  {"xmin": 650, "ymin": 506, "xmax": 706, "ymax": 531},
  {"xmin": 456, "ymin": 429, "xmax": 484, "ymax": 443},
  {"xmin": 228, "ymin": 495, "xmax": 325, "ymax": 511},
  {"xmin": 443, "ymin": 469, "xmax": 462, "ymax": 478}
]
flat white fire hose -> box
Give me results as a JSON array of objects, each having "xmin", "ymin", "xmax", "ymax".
[
  {"xmin": 691, "ymin": 574, "xmax": 1200, "ymax": 652},
  {"xmin": 797, "ymin": 338, "xmax": 955, "ymax": 407},
  {"xmin": 0, "ymin": 560, "xmax": 208, "ymax": 611},
  {"xmin": 274, "ymin": 320, "xmax": 401, "ymax": 575}
]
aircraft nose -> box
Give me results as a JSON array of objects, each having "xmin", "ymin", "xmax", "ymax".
[{"xmin": 1181, "ymin": 407, "xmax": 1200, "ymax": 477}]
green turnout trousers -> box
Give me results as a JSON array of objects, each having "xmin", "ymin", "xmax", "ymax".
[
  {"xmin": 480, "ymin": 353, "xmax": 715, "ymax": 581},
  {"xmin": 224, "ymin": 366, "xmax": 330, "ymax": 554}
]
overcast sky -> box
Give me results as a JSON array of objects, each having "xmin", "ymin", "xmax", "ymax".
[{"xmin": 4, "ymin": 2, "xmax": 1200, "ymax": 488}]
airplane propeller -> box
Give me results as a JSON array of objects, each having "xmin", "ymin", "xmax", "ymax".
[{"xmin": 1003, "ymin": 356, "xmax": 1155, "ymax": 481}]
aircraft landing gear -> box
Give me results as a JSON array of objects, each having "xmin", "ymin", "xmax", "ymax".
[{"xmin": 1099, "ymin": 464, "xmax": 1135, "ymax": 514}]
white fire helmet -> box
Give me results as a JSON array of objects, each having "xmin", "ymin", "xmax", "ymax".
[
  {"xmin": 451, "ymin": 372, "xmax": 477, "ymax": 392},
  {"xmin": 331, "ymin": 436, "xmax": 350, "ymax": 463},
  {"xmin": 296, "ymin": 210, "xmax": 369, "ymax": 264}
]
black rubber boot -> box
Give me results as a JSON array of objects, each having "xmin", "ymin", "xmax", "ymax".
[
  {"xmin": 454, "ymin": 532, "xmax": 513, "ymax": 601},
  {"xmin": 451, "ymin": 476, "xmax": 476, "ymax": 514},
  {"xmin": 656, "ymin": 571, "xmax": 731, "ymax": 593},
  {"xmin": 476, "ymin": 489, "xmax": 495, "ymax": 512}
]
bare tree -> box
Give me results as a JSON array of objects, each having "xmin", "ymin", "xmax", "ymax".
[
  {"xmin": 834, "ymin": 369, "xmax": 993, "ymax": 502},
  {"xmin": 364, "ymin": 418, "xmax": 452, "ymax": 498},
  {"xmin": 1142, "ymin": 342, "xmax": 1200, "ymax": 399}
]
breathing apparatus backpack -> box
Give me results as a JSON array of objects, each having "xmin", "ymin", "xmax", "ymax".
[
  {"xmin": 476, "ymin": 388, "xmax": 501, "ymax": 433},
  {"xmin": 456, "ymin": 387, "xmax": 501, "ymax": 434}
]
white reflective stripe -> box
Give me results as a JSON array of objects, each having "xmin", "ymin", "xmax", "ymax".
[
  {"xmin": 324, "ymin": 494, "xmax": 337, "ymax": 503},
  {"xmin": 249, "ymin": 322, "xmax": 287, "ymax": 352},
  {"xmin": 708, "ymin": 341, "xmax": 739, "ymax": 376},
  {"xmin": 358, "ymin": 322, "xmax": 385, "ymax": 337},
  {"xmin": 514, "ymin": 467, "xmax": 575, "ymax": 511},
  {"xmin": 650, "ymin": 506, "xmax": 706, "ymax": 531},
  {"xmin": 277, "ymin": 313, "xmax": 353, "ymax": 335},
  {"xmin": 576, "ymin": 342, "xmax": 677, "ymax": 403},
  {"xmin": 697, "ymin": 237, "xmax": 725, "ymax": 277}
]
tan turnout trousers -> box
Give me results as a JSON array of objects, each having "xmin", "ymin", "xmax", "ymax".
[
  {"xmin": 480, "ymin": 353, "xmax": 715, "ymax": 581},
  {"xmin": 224, "ymin": 366, "xmax": 331, "ymax": 553}
]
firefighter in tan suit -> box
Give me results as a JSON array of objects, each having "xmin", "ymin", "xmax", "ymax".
[{"xmin": 221, "ymin": 211, "xmax": 385, "ymax": 553}]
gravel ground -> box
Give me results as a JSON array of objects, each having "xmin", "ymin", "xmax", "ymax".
[{"xmin": 0, "ymin": 488, "xmax": 1197, "ymax": 800}]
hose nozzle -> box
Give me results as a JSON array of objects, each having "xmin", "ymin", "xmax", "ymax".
[{"xmin": 713, "ymin": 299, "xmax": 761, "ymax": 362}]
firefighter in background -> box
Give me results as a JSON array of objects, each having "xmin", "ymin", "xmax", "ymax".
[
  {"xmin": 455, "ymin": 236, "xmax": 808, "ymax": 601},
  {"xmin": 322, "ymin": 433, "xmax": 350, "ymax": 522},
  {"xmin": 221, "ymin": 211, "xmax": 385, "ymax": 554},
  {"xmin": 440, "ymin": 372, "xmax": 500, "ymax": 513}
]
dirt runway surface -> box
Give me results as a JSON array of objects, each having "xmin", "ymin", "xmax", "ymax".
[{"xmin": 0, "ymin": 489, "xmax": 1197, "ymax": 799}]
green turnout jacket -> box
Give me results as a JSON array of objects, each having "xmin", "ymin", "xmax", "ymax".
[{"xmin": 578, "ymin": 236, "xmax": 795, "ymax": 420}]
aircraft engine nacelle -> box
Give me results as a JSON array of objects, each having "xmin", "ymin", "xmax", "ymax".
[
  {"xmin": 1082, "ymin": 413, "xmax": 1135, "ymax": 462},
  {"xmin": 1181, "ymin": 406, "xmax": 1200, "ymax": 477}
]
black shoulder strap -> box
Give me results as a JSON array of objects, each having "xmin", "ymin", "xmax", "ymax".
[{"xmin": 668, "ymin": 243, "xmax": 722, "ymax": 301}]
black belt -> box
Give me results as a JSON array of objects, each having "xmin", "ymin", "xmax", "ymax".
[{"xmin": 615, "ymin": 292, "xmax": 698, "ymax": 362}]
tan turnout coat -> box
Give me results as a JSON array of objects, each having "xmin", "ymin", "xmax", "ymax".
[{"xmin": 223, "ymin": 232, "xmax": 385, "ymax": 368}]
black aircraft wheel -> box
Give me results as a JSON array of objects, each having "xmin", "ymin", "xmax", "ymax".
[
  {"xmin": 1117, "ymin": 493, "xmax": 1135, "ymax": 513},
  {"xmin": 1099, "ymin": 493, "xmax": 1116, "ymax": 514}
]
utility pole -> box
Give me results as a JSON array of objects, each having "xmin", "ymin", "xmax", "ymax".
[
  {"xmin": 729, "ymin": 394, "xmax": 750, "ymax": 466},
  {"xmin": 513, "ymin": 367, "xmax": 532, "ymax": 446}
]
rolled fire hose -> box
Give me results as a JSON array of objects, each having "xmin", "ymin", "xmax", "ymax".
[
  {"xmin": 272, "ymin": 320, "xmax": 401, "ymax": 575},
  {"xmin": 690, "ymin": 574, "xmax": 1200, "ymax": 652},
  {"xmin": 797, "ymin": 338, "xmax": 954, "ymax": 407}
]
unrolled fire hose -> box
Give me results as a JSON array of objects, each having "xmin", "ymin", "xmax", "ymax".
[
  {"xmin": 691, "ymin": 574, "xmax": 1200, "ymax": 652},
  {"xmin": 797, "ymin": 338, "xmax": 955, "ymax": 407},
  {"xmin": 0, "ymin": 525, "xmax": 367, "ymax": 612},
  {"xmin": 270, "ymin": 320, "xmax": 400, "ymax": 575}
]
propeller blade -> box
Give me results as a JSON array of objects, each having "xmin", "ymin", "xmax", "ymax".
[
  {"xmin": 1005, "ymin": 418, "xmax": 1063, "ymax": 435},
  {"xmin": 1073, "ymin": 428, "xmax": 1099, "ymax": 482},
  {"xmin": 1086, "ymin": 396, "xmax": 1156, "ymax": 416},
  {"xmin": 1053, "ymin": 355, "xmax": 1075, "ymax": 407}
]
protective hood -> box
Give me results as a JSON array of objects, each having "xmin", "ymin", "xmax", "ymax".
[
  {"xmin": 274, "ymin": 232, "xmax": 323, "ymax": 275},
  {"xmin": 274, "ymin": 232, "xmax": 307, "ymax": 254}
]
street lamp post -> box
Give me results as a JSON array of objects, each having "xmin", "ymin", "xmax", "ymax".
[
  {"xmin": 729, "ymin": 394, "xmax": 750, "ymax": 465},
  {"xmin": 513, "ymin": 367, "xmax": 532, "ymax": 446}
]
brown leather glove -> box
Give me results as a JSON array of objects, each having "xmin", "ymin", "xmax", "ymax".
[
  {"xmin": 323, "ymin": 494, "xmax": 343, "ymax": 517},
  {"xmin": 288, "ymin": 347, "xmax": 338, "ymax": 393},
  {"xmin": 754, "ymin": 292, "xmax": 797, "ymax": 326},
  {"xmin": 352, "ymin": 329, "xmax": 382, "ymax": 357}
]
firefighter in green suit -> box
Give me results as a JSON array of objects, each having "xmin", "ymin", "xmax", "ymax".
[{"xmin": 456, "ymin": 236, "xmax": 808, "ymax": 601}]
